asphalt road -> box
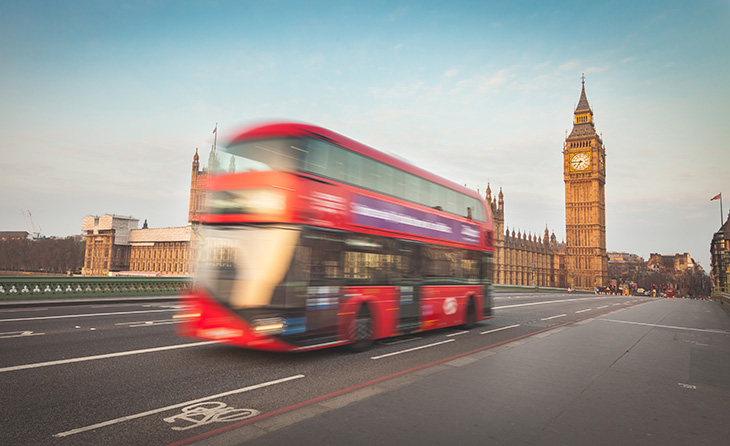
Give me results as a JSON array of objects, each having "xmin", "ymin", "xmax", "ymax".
[{"xmin": 2, "ymin": 293, "xmax": 726, "ymax": 445}]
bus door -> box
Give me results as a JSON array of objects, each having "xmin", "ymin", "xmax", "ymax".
[{"xmin": 397, "ymin": 284, "xmax": 420, "ymax": 334}]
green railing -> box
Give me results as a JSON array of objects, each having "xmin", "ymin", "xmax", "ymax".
[{"xmin": 0, "ymin": 276, "xmax": 192, "ymax": 301}]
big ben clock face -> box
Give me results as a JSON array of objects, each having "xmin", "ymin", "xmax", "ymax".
[{"xmin": 570, "ymin": 152, "xmax": 590, "ymax": 171}]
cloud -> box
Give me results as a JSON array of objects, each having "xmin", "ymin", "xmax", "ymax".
[
  {"xmin": 557, "ymin": 60, "xmax": 581, "ymax": 73},
  {"xmin": 369, "ymin": 81, "xmax": 427, "ymax": 99},
  {"xmin": 443, "ymin": 68, "xmax": 459, "ymax": 78},
  {"xmin": 453, "ymin": 69, "xmax": 512, "ymax": 95},
  {"xmin": 387, "ymin": 6, "xmax": 408, "ymax": 21},
  {"xmin": 620, "ymin": 56, "xmax": 638, "ymax": 64}
]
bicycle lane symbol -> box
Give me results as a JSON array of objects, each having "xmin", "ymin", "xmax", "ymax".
[{"xmin": 163, "ymin": 401, "xmax": 260, "ymax": 431}]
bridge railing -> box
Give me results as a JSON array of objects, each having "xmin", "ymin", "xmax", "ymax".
[
  {"xmin": 492, "ymin": 284, "xmax": 592, "ymax": 294},
  {"xmin": 714, "ymin": 293, "xmax": 730, "ymax": 306},
  {"xmin": 0, "ymin": 276, "xmax": 191, "ymax": 301}
]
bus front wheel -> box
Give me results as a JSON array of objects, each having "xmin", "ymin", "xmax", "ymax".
[{"xmin": 348, "ymin": 306, "xmax": 373, "ymax": 352}]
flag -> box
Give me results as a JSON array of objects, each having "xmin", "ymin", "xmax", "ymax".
[
  {"xmin": 212, "ymin": 126, "xmax": 217, "ymax": 134},
  {"xmin": 711, "ymin": 193, "xmax": 721, "ymax": 201}
]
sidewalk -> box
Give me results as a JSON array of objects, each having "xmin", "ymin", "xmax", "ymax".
[{"xmin": 200, "ymin": 299, "xmax": 730, "ymax": 445}]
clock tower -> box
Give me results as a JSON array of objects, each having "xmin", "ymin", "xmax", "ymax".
[{"xmin": 563, "ymin": 76, "xmax": 607, "ymax": 289}]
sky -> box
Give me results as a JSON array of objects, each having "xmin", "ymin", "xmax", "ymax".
[{"xmin": 1, "ymin": 0, "xmax": 728, "ymax": 270}]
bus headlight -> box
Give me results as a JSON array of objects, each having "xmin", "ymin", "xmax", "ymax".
[
  {"xmin": 210, "ymin": 189, "xmax": 285, "ymax": 215},
  {"xmin": 252, "ymin": 317, "xmax": 285, "ymax": 335}
]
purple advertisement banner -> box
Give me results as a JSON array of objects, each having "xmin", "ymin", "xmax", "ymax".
[{"xmin": 350, "ymin": 194, "xmax": 481, "ymax": 246}]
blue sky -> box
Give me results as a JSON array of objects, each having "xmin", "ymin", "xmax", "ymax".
[{"xmin": 1, "ymin": 0, "xmax": 728, "ymax": 269}]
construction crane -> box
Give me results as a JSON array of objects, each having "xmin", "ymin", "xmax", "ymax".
[{"xmin": 20, "ymin": 209, "xmax": 42, "ymax": 238}]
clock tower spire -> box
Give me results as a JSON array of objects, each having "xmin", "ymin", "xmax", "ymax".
[{"xmin": 563, "ymin": 75, "xmax": 608, "ymax": 289}]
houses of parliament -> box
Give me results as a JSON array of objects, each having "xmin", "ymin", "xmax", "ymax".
[{"xmin": 82, "ymin": 79, "xmax": 608, "ymax": 290}]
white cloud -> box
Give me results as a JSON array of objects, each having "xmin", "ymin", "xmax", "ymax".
[
  {"xmin": 387, "ymin": 6, "xmax": 408, "ymax": 22},
  {"xmin": 443, "ymin": 68, "xmax": 459, "ymax": 78}
]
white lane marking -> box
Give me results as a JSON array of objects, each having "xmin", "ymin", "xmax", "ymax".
[
  {"xmin": 115, "ymin": 319, "xmax": 182, "ymax": 328},
  {"xmin": 596, "ymin": 305, "xmax": 609, "ymax": 309},
  {"xmin": 678, "ymin": 383, "xmax": 696, "ymax": 389},
  {"xmin": 0, "ymin": 309, "xmax": 177, "ymax": 323},
  {"xmin": 54, "ymin": 375, "xmax": 304, "ymax": 437},
  {"xmin": 600, "ymin": 319, "xmax": 730, "ymax": 334},
  {"xmin": 371, "ymin": 339, "xmax": 455, "ymax": 360},
  {"xmin": 0, "ymin": 341, "xmax": 217, "ymax": 373},
  {"xmin": 480, "ymin": 324, "xmax": 521, "ymax": 335},
  {"xmin": 0, "ymin": 330, "xmax": 46, "ymax": 339},
  {"xmin": 612, "ymin": 303, "xmax": 622, "ymax": 306},
  {"xmin": 494, "ymin": 296, "xmax": 613, "ymax": 310},
  {"xmin": 446, "ymin": 330, "xmax": 469, "ymax": 337},
  {"xmin": 378, "ymin": 336, "xmax": 422, "ymax": 346},
  {"xmin": 575, "ymin": 308, "xmax": 592, "ymax": 314},
  {"xmin": 0, "ymin": 307, "xmax": 49, "ymax": 313},
  {"xmin": 541, "ymin": 314, "xmax": 567, "ymax": 321}
]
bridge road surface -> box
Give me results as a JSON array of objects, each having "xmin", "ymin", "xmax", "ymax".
[{"xmin": 0, "ymin": 295, "xmax": 727, "ymax": 445}]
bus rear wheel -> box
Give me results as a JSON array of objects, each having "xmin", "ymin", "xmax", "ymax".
[{"xmin": 348, "ymin": 306, "xmax": 373, "ymax": 352}]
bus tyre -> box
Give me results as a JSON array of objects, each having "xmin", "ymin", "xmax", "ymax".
[
  {"xmin": 462, "ymin": 297, "xmax": 476, "ymax": 329},
  {"xmin": 348, "ymin": 307, "xmax": 373, "ymax": 352}
]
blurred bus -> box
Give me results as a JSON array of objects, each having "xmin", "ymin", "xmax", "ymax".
[{"xmin": 179, "ymin": 122, "xmax": 494, "ymax": 351}]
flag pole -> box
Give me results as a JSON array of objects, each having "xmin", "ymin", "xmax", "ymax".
[
  {"xmin": 214, "ymin": 123, "xmax": 218, "ymax": 152},
  {"xmin": 711, "ymin": 193, "xmax": 723, "ymax": 226}
]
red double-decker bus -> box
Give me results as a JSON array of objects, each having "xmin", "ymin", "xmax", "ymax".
[{"xmin": 179, "ymin": 122, "xmax": 494, "ymax": 351}]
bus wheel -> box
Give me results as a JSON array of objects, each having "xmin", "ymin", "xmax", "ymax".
[
  {"xmin": 462, "ymin": 297, "xmax": 476, "ymax": 329},
  {"xmin": 348, "ymin": 306, "xmax": 373, "ymax": 352}
]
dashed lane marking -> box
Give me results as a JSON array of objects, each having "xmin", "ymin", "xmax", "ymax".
[
  {"xmin": 480, "ymin": 324, "xmax": 521, "ymax": 335},
  {"xmin": 371, "ymin": 339, "xmax": 455, "ymax": 360},
  {"xmin": 574, "ymin": 308, "xmax": 592, "ymax": 313},
  {"xmin": 115, "ymin": 319, "xmax": 182, "ymax": 328},
  {"xmin": 446, "ymin": 330, "xmax": 469, "ymax": 337},
  {"xmin": 494, "ymin": 296, "xmax": 618, "ymax": 310},
  {"xmin": 596, "ymin": 305, "xmax": 609, "ymax": 309},
  {"xmin": 541, "ymin": 314, "xmax": 567, "ymax": 321},
  {"xmin": 0, "ymin": 330, "xmax": 45, "ymax": 339}
]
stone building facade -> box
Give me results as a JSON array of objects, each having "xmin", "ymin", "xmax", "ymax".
[
  {"xmin": 486, "ymin": 185, "xmax": 568, "ymax": 288},
  {"xmin": 82, "ymin": 145, "xmax": 215, "ymax": 276},
  {"xmin": 711, "ymin": 212, "xmax": 730, "ymax": 293},
  {"xmin": 563, "ymin": 77, "xmax": 608, "ymax": 289},
  {"xmin": 488, "ymin": 78, "xmax": 607, "ymax": 290},
  {"xmin": 81, "ymin": 214, "xmax": 195, "ymax": 276}
]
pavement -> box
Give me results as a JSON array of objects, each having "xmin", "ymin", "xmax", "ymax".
[{"xmin": 192, "ymin": 298, "xmax": 730, "ymax": 446}]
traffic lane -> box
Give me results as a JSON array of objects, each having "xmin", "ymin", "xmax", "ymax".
[
  {"xmin": 492, "ymin": 294, "xmax": 652, "ymax": 327},
  {"xmin": 222, "ymin": 298, "xmax": 730, "ymax": 446},
  {"xmin": 0, "ymin": 293, "xmax": 610, "ymax": 371},
  {"xmin": 0, "ymin": 303, "xmax": 191, "ymax": 368},
  {"xmin": 1, "ymin": 296, "xmax": 650, "ymax": 445}
]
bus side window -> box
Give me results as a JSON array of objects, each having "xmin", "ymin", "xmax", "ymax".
[
  {"xmin": 345, "ymin": 150, "xmax": 364, "ymax": 187},
  {"xmin": 327, "ymin": 143, "xmax": 347, "ymax": 182},
  {"xmin": 404, "ymin": 173, "xmax": 420, "ymax": 203},
  {"xmin": 377, "ymin": 162, "xmax": 394, "ymax": 196},
  {"xmin": 303, "ymin": 139, "xmax": 329, "ymax": 177}
]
